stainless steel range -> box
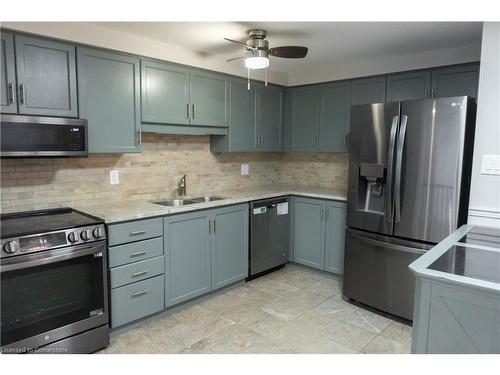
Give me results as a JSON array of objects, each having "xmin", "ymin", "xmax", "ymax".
[{"xmin": 0, "ymin": 208, "xmax": 109, "ymax": 354}]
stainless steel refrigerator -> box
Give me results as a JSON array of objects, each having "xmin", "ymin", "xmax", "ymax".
[{"xmin": 343, "ymin": 96, "xmax": 476, "ymax": 320}]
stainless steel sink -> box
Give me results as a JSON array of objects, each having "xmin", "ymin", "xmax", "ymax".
[
  {"xmin": 191, "ymin": 195, "xmax": 226, "ymax": 203},
  {"xmin": 150, "ymin": 198, "xmax": 198, "ymax": 207}
]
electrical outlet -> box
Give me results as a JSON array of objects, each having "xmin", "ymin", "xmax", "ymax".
[
  {"xmin": 109, "ymin": 169, "xmax": 120, "ymax": 185},
  {"xmin": 241, "ymin": 164, "xmax": 249, "ymax": 176},
  {"xmin": 481, "ymin": 155, "xmax": 500, "ymax": 176}
]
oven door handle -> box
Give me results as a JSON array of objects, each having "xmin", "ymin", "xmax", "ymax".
[{"xmin": 0, "ymin": 243, "xmax": 105, "ymax": 272}]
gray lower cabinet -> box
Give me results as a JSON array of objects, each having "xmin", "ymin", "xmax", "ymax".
[
  {"xmin": 77, "ymin": 47, "xmax": 141, "ymax": 153},
  {"xmin": 431, "ymin": 64, "xmax": 479, "ymax": 99},
  {"xmin": 292, "ymin": 196, "xmax": 346, "ymax": 274},
  {"xmin": 350, "ymin": 76, "xmax": 386, "ymax": 105},
  {"xmin": 1, "ymin": 32, "xmax": 17, "ymax": 113},
  {"xmin": 164, "ymin": 204, "xmax": 248, "ymax": 307},
  {"xmin": 15, "ymin": 35, "xmax": 78, "ymax": 117},
  {"xmin": 290, "ymin": 86, "xmax": 320, "ymax": 152},
  {"xmin": 386, "ymin": 70, "xmax": 432, "ymax": 101},
  {"xmin": 319, "ymin": 81, "xmax": 351, "ymax": 152}
]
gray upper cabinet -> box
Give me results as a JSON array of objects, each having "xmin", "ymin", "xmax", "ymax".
[
  {"xmin": 189, "ymin": 70, "xmax": 229, "ymax": 127},
  {"xmin": 292, "ymin": 197, "xmax": 326, "ymax": 270},
  {"xmin": 324, "ymin": 201, "xmax": 347, "ymax": 275},
  {"xmin": 350, "ymin": 76, "xmax": 386, "ymax": 105},
  {"xmin": 211, "ymin": 204, "xmax": 249, "ymax": 290},
  {"xmin": 141, "ymin": 60, "xmax": 190, "ymax": 125},
  {"xmin": 386, "ymin": 71, "xmax": 431, "ymax": 101},
  {"xmin": 15, "ymin": 35, "xmax": 78, "ymax": 117},
  {"xmin": 164, "ymin": 210, "xmax": 212, "ymax": 307},
  {"xmin": 257, "ymin": 84, "xmax": 283, "ymax": 151},
  {"xmin": 319, "ymin": 81, "xmax": 351, "ymax": 152},
  {"xmin": 290, "ymin": 86, "xmax": 320, "ymax": 152},
  {"xmin": 431, "ymin": 64, "xmax": 479, "ymax": 99},
  {"xmin": 1, "ymin": 32, "xmax": 17, "ymax": 113},
  {"xmin": 77, "ymin": 48, "xmax": 141, "ymax": 153}
]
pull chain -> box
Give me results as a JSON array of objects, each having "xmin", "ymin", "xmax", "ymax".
[
  {"xmin": 247, "ymin": 68, "xmax": 251, "ymax": 91},
  {"xmin": 265, "ymin": 68, "xmax": 268, "ymax": 87}
]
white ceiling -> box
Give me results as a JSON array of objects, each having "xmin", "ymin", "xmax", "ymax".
[{"xmin": 97, "ymin": 22, "xmax": 483, "ymax": 75}]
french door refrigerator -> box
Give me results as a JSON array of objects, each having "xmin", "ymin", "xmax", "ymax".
[{"xmin": 343, "ymin": 96, "xmax": 476, "ymax": 320}]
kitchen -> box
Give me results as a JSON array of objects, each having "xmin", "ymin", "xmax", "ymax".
[{"xmin": 1, "ymin": 3, "xmax": 499, "ymax": 373}]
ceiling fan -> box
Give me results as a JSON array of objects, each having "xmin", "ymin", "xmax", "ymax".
[{"xmin": 225, "ymin": 29, "xmax": 308, "ymax": 88}]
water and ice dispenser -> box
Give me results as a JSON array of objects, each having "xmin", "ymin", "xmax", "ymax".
[{"xmin": 356, "ymin": 163, "xmax": 386, "ymax": 214}]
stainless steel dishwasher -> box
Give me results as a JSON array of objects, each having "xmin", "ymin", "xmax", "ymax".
[{"xmin": 249, "ymin": 196, "xmax": 289, "ymax": 279}]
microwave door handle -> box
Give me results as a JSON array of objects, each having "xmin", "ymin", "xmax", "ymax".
[
  {"xmin": 394, "ymin": 114, "xmax": 408, "ymax": 223},
  {"xmin": 0, "ymin": 243, "xmax": 105, "ymax": 272},
  {"xmin": 385, "ymin": 115, "xmax": 399, "ymax": 221}
]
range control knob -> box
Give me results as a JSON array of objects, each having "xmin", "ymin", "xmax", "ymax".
[
  {"xmin": 67, "ymin": 232, "xmax": 78, "ymax": 243},
  {"xmin": 3, "ymin": 241, "xmax": 19, "ymax": 254},
  {"xmin": 80, "ymin": 229, "xmax": 91, "ymax": 241},
  {"xmin": 92, "ymin": 227, "xmax": 104, "ymax": 239}
]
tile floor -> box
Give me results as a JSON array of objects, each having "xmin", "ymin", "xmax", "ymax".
[{"xmin": 100, "ymin": 265, "xmax": 412, "ymax": 354}]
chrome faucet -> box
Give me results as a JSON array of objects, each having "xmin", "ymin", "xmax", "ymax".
[{"xmin": 178, "ymin": 175, "xmax": 187, "ymax": 196}]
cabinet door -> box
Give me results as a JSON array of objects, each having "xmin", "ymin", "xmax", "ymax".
[
  {"xmin": 257, "ymin": 84, "xmax": 283, "ymax": 151},
  {"xmin": 281, "ymin": 89, "xmax": 292, "ymax": 152},
  {"xmin": 77, "ymin": 48, "xmax": 141, "ymax": 153},
  {"xmin": 292, "ymin": 197, "xmax": 325, "ymax": 270},
  {"xmin": 189, "ymin": 70, "xmax": 229, "ymax": 127},
  {"xmin": 290, "ymin": 86, "xmax": 320, "ymax": 152},
  {"xmin": 164, "ymin": 211, "xmax": 211, "ymax": 307},
  {"xmin": 211, "ymin": 204, "xmax": 249, "ymax": 290},
  {"xmin": 386, "ymin": 71, "xmax": 431, "ymax": 101},
  {"xmin": 229, "ymin": 78, "xmax": 257, "ymax": 151},
  {"xmin": 141, "ymin": 60, "xmax": 190, "ymax": 125},
  {"xmin": 15, "ymin": 35, "xmax": 77, "ymax": 117},
  {"xmin": 1, "ymin": 32, "xmax": 17, "ymax": 114},
  {"xmin": 431, "ymin": 64, "xmax": 479, "ymax": 99},
  {"xmin": 319, "ymin": 81, "xmax": 350, "ymax": 152},
  {"xmin": 324, "ymin": 201, "xmax": 347, "ymax": 275},
  {"xmin": 350, "ymin": 76, "xmax": 386, "ymax": 105}
]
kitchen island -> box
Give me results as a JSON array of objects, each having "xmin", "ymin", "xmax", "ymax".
[{"xmin": 409, "ymin": 225, "xmax": 500, "ymax": 353}]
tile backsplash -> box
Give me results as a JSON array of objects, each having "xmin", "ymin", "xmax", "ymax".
[{"xmin": 0, "ymin": 133, "xmax": 348, "ymax": 213}]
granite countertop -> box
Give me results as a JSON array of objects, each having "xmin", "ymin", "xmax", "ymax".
[
  {"xmin": 409, "ymin": 224, "xmax": 500, "ymax": 293},
  {"xmin": 74, "ymin": 184, "xmax": 347, "ymax": 224}
]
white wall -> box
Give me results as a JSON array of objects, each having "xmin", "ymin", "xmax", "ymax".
[
  {"xmin": 468, "ymin": 22, "xmax": 500, "ymax": 228},
  {"xmin": 289, "ymin": 43, "xmax": 481, "ymax": 86},
  {"xmin": 0, "ymin": 22, "xmax": 289, "ymax": 86}
]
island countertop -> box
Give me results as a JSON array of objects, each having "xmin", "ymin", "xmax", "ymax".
[
  {"xmin": 74, "ymin": 184, "xmax": 347, "ymax": 224},
  {"xmin": 409, "ymin": 224, "xmax": 500, "ymax": 294}
]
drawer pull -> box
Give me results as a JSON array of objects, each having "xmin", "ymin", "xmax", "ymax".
[
  {"xmin": 132, "ymin": 270, "xmax": 149, "ymax": 278},
  {"xmin": 129, "ymin": 230, "xmax": 147, "ymax": 236},
  {"xmin": 131, "ymin": 289, "xmax": 149, "ymax": 298},
  {"xmin": 130, "ymin": 251, "xmax": 147, "ymax": 258}
]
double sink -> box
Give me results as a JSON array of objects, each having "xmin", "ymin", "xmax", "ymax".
[{"xmin": 150, "ymin": 195, "xmax": 225, "ymax": 207}]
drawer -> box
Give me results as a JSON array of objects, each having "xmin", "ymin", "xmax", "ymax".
[
  {"xmin": 110, "ymin": 275, "xmax": 164, "ymax": 328},
  {"xmin": 110, "ymin": 255, "xmax": 165, "ymax": 288},
  {"xmin": 108, "ymin": 237, "xmax": 163, "ymax": 267},
  {"xmin": 108, "ymin": 217, "xmax": 162, "ymax": 246}
]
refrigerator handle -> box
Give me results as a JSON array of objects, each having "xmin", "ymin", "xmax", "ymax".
[
  {"xmin": 385, "ymin": 115, "xmax": 399, "ymax": 221},
  {"xmin": 394, "ymin": 114, "xmax": 408, "ymax": 223}
]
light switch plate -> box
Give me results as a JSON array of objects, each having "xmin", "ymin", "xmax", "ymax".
[
  {"xmin": 241, "ymin": 163, "xmax": 249, "ymax": 176},
  {"xmin": 481, "ymin": 155, "xmax": 500, "ymax": 175},
  {"xmin": 109, "ymin": 169, "xmax": 120, "ymax": 185}
]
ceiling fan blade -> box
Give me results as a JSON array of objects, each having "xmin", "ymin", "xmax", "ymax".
[
  {"xmin": 224, "ymin": 38, "xmax": 255, "ymax": 50},
  {"xmin": 226, "ymin": 56, "xmax": 245, "ymax": 62},
  {"xmin": 269, "ymin": 46, "xmax": 308, "ymax": 58}
]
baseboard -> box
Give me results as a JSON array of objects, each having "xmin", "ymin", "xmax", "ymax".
[{"xmin": 468, "ymin": 207, "xmax": 500, "ymax": 227}]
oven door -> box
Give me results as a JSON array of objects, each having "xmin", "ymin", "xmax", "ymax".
[{"xmin": 0, "ymin": 242, "xmax": 108, "ymax": 352}]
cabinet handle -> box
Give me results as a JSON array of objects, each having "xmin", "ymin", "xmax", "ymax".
[
  {"xmin": 209, "ymin": 219, "xmax": 211, "ymax": 234},
  {"xmin": 138, "ymin": 130, "xmax": 142, "ymax": 145},
  {"xmin": 213, "ymin": 219, "xmax": 216, "ymax": 234},
  {"xmin": 325, "ymin": 209, "xmax": 329, "ymax": 222},
  {"xmin": 130, "ymin": 251, "xmax": 147, "ymax": 258},
  {"xmin": 131, "ymin": 289, "xmax": 149, "ymax": 298},
  {"xmin": 8, "ymin": 83, "xmax": 14, "ymax": 104},
  {"xmin": 320, "ymin": 208, "xmax": 324, "ymax": 222},
  {"xmin": 132, "ymin": 270, "xmax": 149, "ymax": 278},
  {"xmin": 129, "ymin": 230, "xmax": 146, "ymax": 236},
  {"xmin": 19, "ymin": 83, "xmax": 25, "ymax": 105},
  {"xmin": 192, "ymin": 104, "xmax": 195, "ymax": 119},
  {"xmin": 186, "ymin": 103, "xmax": 190, "ymax": 119},
  {"xmin": 431, "ymin": 89, "xmax": 435, "ymax": 98}
]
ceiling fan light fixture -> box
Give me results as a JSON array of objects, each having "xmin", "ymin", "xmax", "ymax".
[{"xmin": 245, "ymin": 49, "xmax": 269, "ymax": 70}]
